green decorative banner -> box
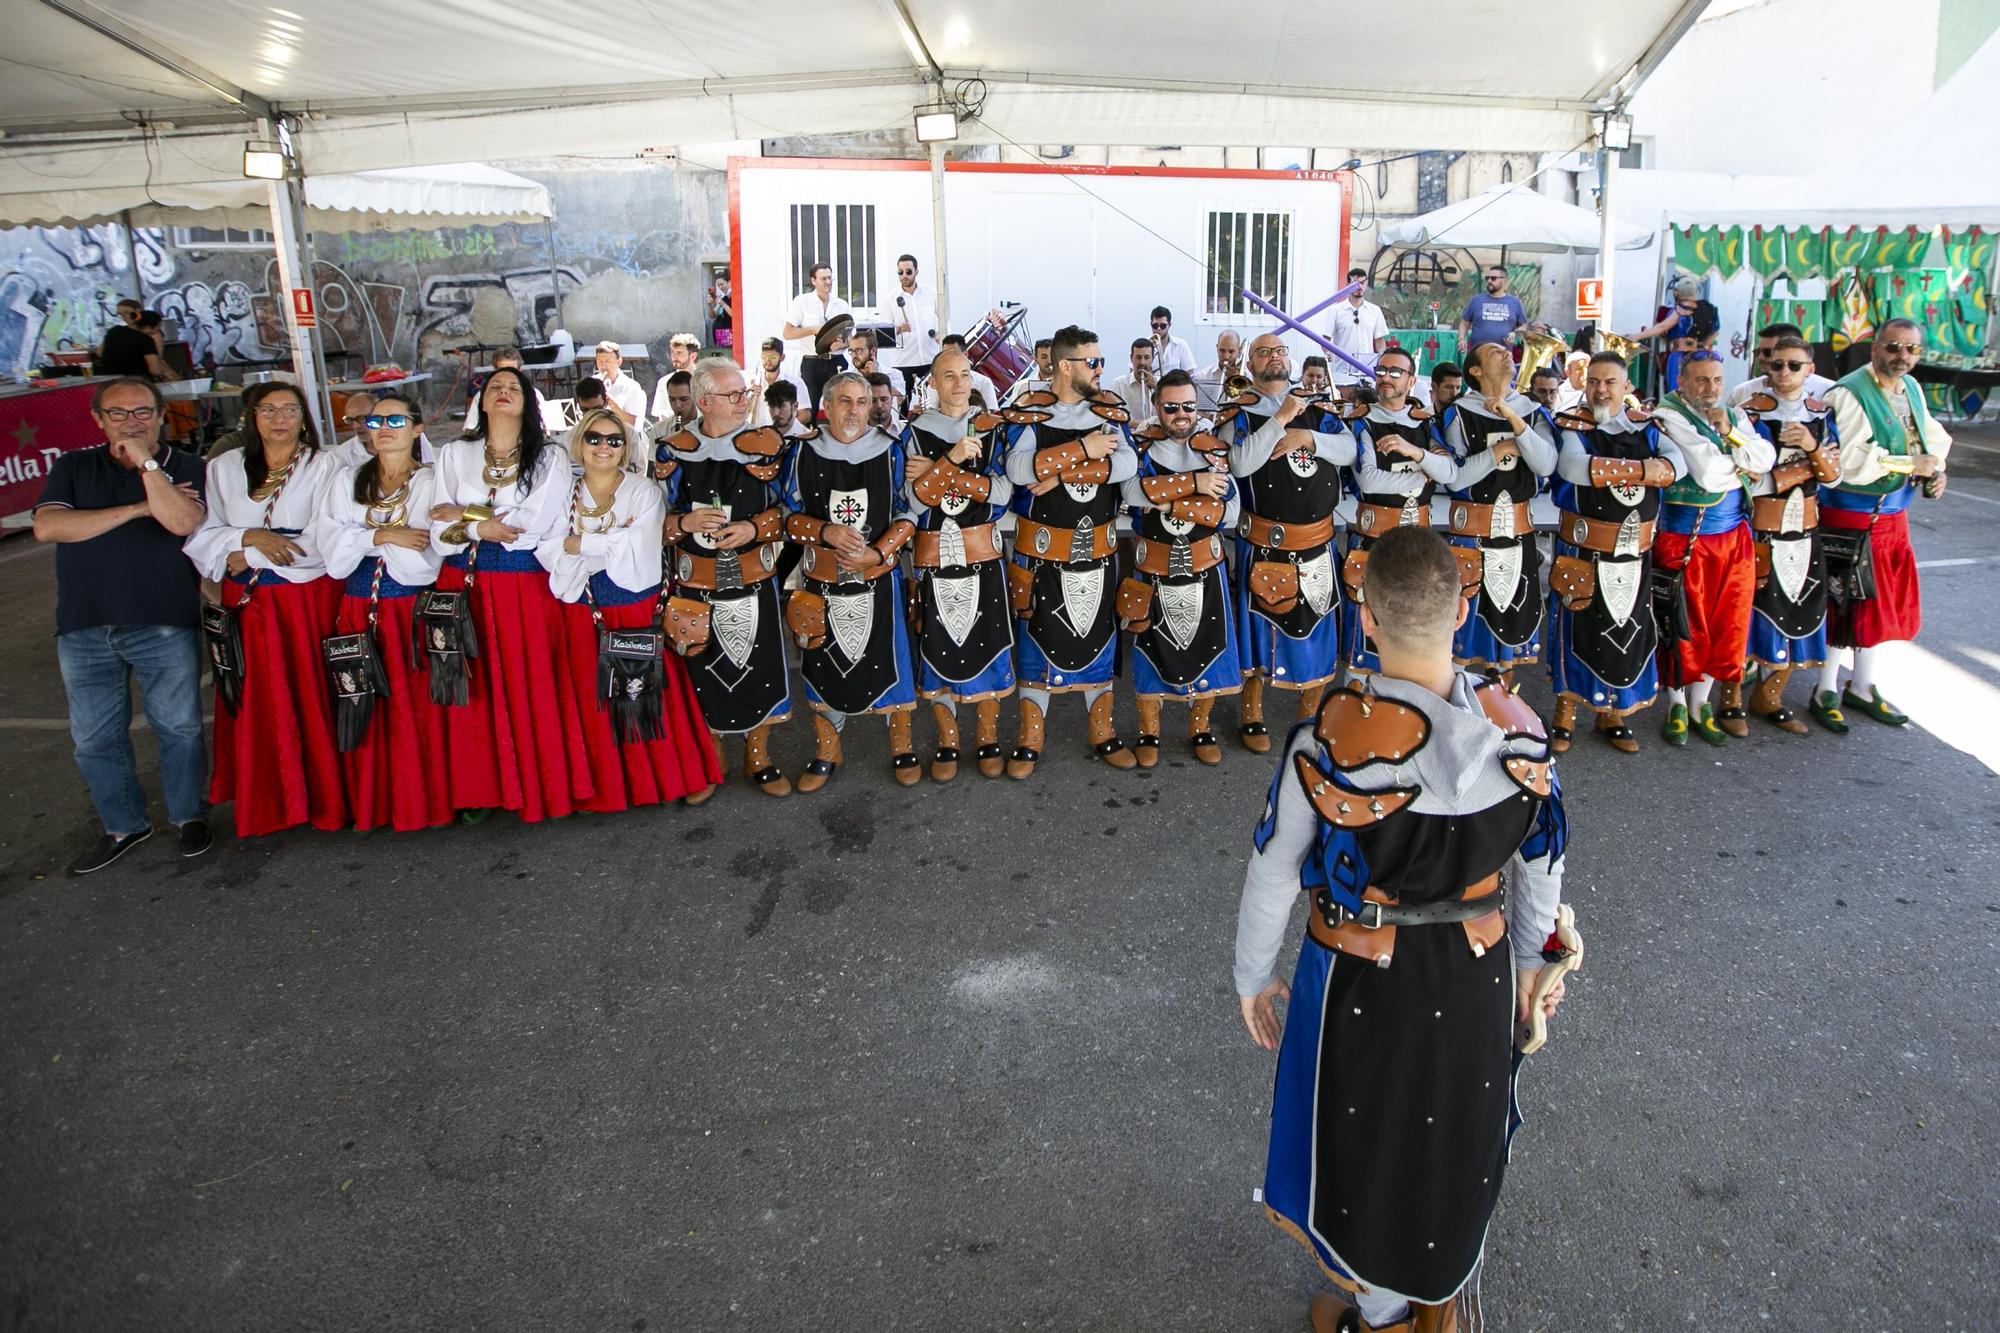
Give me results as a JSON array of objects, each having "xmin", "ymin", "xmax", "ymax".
[
  {"xmin": 1865, "ymin": 225, "xmax": 1932, "ymax": 269},
  {"xmin": 1757, "ymin": 298, "xmax": 1825, "ymax": 343},
  {"xmin": 1748, "ymin": 225, "xmax": 1788, "ymax": 277},
  {"xmin": 1383, "ymin": 328, "xmax": 1461, "ymax": 379},
  {"xmin": 1713, "ymin": 226, "xmax": 1745, "ymax": 278},
  {"xmin": 1942, "ymin": 226, "xmax": 1995, "ymax": 278},
  {"xmin": 1826, "ymin": 226, "xmax": 1873, "ymax": 269},
  {"xmin": 1786, "ymin": 227, "xmax": 1827, "ymax": 280}
]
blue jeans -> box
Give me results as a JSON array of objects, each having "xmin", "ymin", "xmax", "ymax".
[{"xmin": 56, "ymin": 625, "xmax": 209, "ymax": 835}]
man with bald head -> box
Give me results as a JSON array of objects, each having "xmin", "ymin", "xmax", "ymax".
[
  {"xmin": 1222, "ymin": 332, "xmax": 1355, "ymax": 751},
  {"xmin": 902, "ymin": 346, "xmax": 1015, "ymax": 780}
]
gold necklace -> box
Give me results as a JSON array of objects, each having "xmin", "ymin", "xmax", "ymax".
[
  {"xmin": 482, "ymin": 445, "xmax": 521, "ymax": 487},
  {"xmin": 365, "ymin": 472, "xmax": 414, "ymax": 529},
  {"xmin": 248, "ymin": 451, "xmax": 297, "ymax": 503},
  {"xmin": 573, "ymin": 477, "xmax": 618, "ymax": 533}
]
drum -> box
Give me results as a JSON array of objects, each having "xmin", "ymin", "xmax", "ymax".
[{"xmin": 965, "ymin": 308, "xmax": 1033, "ymax": 395}]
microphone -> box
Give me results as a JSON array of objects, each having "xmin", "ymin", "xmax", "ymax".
[{"xmin": 897, "ymin": 296, "xmax": 906, "ymax": 307}]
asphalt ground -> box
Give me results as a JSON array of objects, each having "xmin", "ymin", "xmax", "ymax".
[{"xmin": 3, "ymin": 428, "xmax": 1998, "ymax": 1332}]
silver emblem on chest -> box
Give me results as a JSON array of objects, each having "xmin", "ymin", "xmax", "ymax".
[
  {"xmin": 1285, "ymin": 447, "xmax": 1318, "ymax": 478},
  {"xmin": 1780, "ymin": 487, "xmax": 1806, "ymax": 535},
  {"xmin": 828, "ymin": 487, "xmax": 870, "ymax": 538},
  {"xmin": 1614, "ymin": 510, "xmax": 1643, "ymax": 558},
  {"xmin": 936, "ymin": 519, "xmax": 967, "ymax": 569}
]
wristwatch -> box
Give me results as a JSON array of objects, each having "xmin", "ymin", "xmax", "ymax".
[{"xmin": 141, "ymin": 458, "xmax": 162, "ymax": 473}]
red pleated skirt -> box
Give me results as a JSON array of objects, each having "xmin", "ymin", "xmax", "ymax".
[
  {"xmin": 559, "ymin": 598, "xmax": 722, "ymax": 811},
  {"xmin": 1653, "ymin": 523, "xmax": 1754, "ymax": 684},
  {"xmin": 212, "ymin": 576, "xmax": 348, "ymax": 837},
  {"xmin": 336, "ymin": 592, "xmax": 453, "ymax": 832},
  {"xmin": 433, "ymin": 562, "xmax": 593, "ymax": 822},
  {"xmin": 1823, "ymin": 508, "xmax": 1920, "ymax": 647}
]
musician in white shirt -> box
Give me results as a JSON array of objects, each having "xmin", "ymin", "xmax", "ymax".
[
  {"xmin": 1106, "ymin": 337, "xmax": 1159, "ymax": 427},
  {"xmin": 781, "ymin": 263, "xmax": 853, "ymax": 360},
  {"xmin": 591, "ymin": 340, "xmax": 648, "ymax": 427},
  {"xmin": 1324, "ymin": 268, "xmax": 1390, "ymax": 386},
  {"xmin": 1148, "ymin": 305, "xmax": 1197, "ymax": 375},
  {"xmin": 885, "ymin": 253, "xmax": 940, "ymax": 381}
]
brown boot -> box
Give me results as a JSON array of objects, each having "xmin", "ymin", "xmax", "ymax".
[
  {"xmin": 1595, "ymin": 708, "xmax": 1640, "ymax": 754},
  {"xmin": 1238, "ymin": 674, "xmax": 1270, "ymax": 753},
  {"xmin": 796, "ymin": 711, "xmax": 841, "ymax": 794},
  {"xmin": 1715, "ymin": 677, "xmax": 1751, "ymax": 737},
  {"xmin": 887, "ymin": 708, "xmax": 921, "ymax": 787},
  {"xmin": 1308, "ymin": 1291, "xmax": 1413, "ymax": 1333},
  {"xmin": 1550, "ymin": 696, "xmax": 1577, "ymax": 754},
  {"xmin": 1088, "ymin": 691, "xmax": 1137, "ymax": 769},
  {"xmin": 1409, "ymin": 1299, "xmax": 1458, "ymax": 1333},
  {"xmin": 1750, "ymin": 667, "xmax": 1808, "ymax": 735},
  {"xmin": 929, "ymin": 702, "xmax": 961, "ymax": 782},
  {"xmin": 1007, "ymin": 697, "xmax": 1044, "ymax": 780},
  {"xmin": 975, "ymin": 698, "xmax": 1005, "ymax": 778},
  {"xmin": 1296, "ymin": 683, "xmax": 1325, "ymax": 722},
  {"xmin": 1189, "ymin": 695, "xmax": 1222, "ymax": 766},
  {"xmin": 683, "ymin": 730, "xmax": 725, "ymax": 804},
  {"xmin": 743, "ymin": 724, "xmax": 791, "ymax": 797},
  {"xmin": 1133, "ymin": 695, "xmax": 1162, "ymax": 768}
]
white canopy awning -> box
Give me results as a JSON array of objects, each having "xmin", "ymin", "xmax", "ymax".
[
  {"xmin": 0, "ymin": 163, "xmax": 553, "ymax": 232},
  {"xmin": 0, "ymin": 0, "xmax": 1709, "ymax": 188},
  {"xmin": 1379, "ymin": 182, "xmax": 1654, "ymax": 253}
]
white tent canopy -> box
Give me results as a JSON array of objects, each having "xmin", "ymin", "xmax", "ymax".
[
  {"xmin": 1379, "ymin": 182, "xmax": 1654, "ymax": 253},
  {"xmin": 1664, "ymin": 33, "xmax": 2000, "ymax": 229},
  {"xmin": 0, "ymin": 163, "xmax": 553, "ymax": 232},
  {"xmin": 0, "ymin": 0, "xmax": 1709, "ymax": 187}
]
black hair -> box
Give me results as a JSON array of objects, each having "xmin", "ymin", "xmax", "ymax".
[
  {"xmin": 115, "ymin": 297, "xmax": 141, "ymax": 311},
  {"xmin": 574, "ymin": 376, "xmax": 606, "ymax": 401},
  {"xmin": 1153, "ymin": 368, "xmax": 1196, "ymax": 401},
  {"xmin": 136, "ymin": 309, "xmax": 163, "ymax": 331},
  {"xmin": 1131, "ymin": 337, "xmax": 1153, "ymax": 352},
  {"xmin": 241, "ymin": 381, "xmax": 320, "ymax": 496},
  {"xmin": 1530, "ymin": 365, "xmax": 1562, "ymax": 383},
  {"xmin": 91, "ymin": 376, "xmax": 163, "ymax": 413},
  {"xmin": 1587, "ymin": 351, "xmax": 1627, "ymax": 370},
  {"xmin": 1150, "ymin": 305, "xmax": 1171, "ymax": 322},
  {"xmin": 1302, "ymin": 355, "xmax": 1329, "ymax": 373},
  {"xmin": 941, "ymin": 333, "xmax": 967, "ymax": 349},
  {"xmin": 1431, "ymin": 361, "xmax": 1463, "ymax": 380},
  {"xmin": 461, "ymin": 366, "xmax": 548, "ymax": 498},
  {"xmin": 666, "ymin": 370, "xmax": 693, "ymax": 390},
  {"xmin": 765, "ymin": 381, "xmax": 798, "ymax": 407},
  {"xmin": 897, "ymin": 253, "xmax": 918, "ymax": 270},
  {"xmin": 1033, "ymin": 338, "xmax": 1053, "ymax": 353},
  {"xmin": 808, "ymin": 262, "xmax": 831, "ymax": 279},
  {"xmin": 1376, "ymin": 346, "xmax": 1416, "ymax": 372},
  {"xmin": 1050, "ymin": 325, "xmax": 1097, "ymax": 362},
  {"xmin": 351, "ymin": 391, "xmax": 424, "ymax": 504},
  {"xmin": 1346, "ymin": 267, "xmax": 1368, "ymax": 280},
  {"xmin": 865, "ymin": 372, "xmax": 892, "ymax": 390},
  {"xmin": 1757, "ymin": 322, "xmax": 1803, "ymax": 341}
]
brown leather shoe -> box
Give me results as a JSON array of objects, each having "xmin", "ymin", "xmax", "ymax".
[
  {"xmin": 1238, "ymin": 674, "xmax": 1271, "ymax": 753},
  {"xmin": 1134, "ymin": 695, "xmax": 1162, "ymax": 768},
  {"xmin": 929, "ymin": 701, "xmax": 960, "ymax": 782},
  {"xmin": 1189, "ymin": 695, "xmax": 1222, "ymax": 766},
  {"xmin": 1087, "ymin": 691, "xmax": 1137, "ymax": 769},
  {"xmin": 1750, "ymin": 667, "xmax": 1809, "ymax": 735},
  {"xmin": 796, "ymin": 712, "xmax": 841, "ymax": 794},
  {"xmin": 1295, "ymin": 683, "xmax": 1325, "ymax": 722},
  {"xmin": 1715, "ymin": 678, "xmax": 1751, "ymax": 737},
  {"xmin": 1549, "ymin": 696, "xmax": 1578, "ymax": 754},
  {"xmin": 887, "ymin": 708, "xmax": 921, "ymax": 787},
  {"xmin": 743, "ymin": 724, "xmax": 791, "ymax": 797},
  {"xmin": 974, "ymin": 698, "xmax": 1005, "ymax": 778},
  {"xmin": 1006, "ymin": 698, "xmax": 1044, "ymax": 780},
  {"xmin": 1595, "ymin": 710, "xmax": 1641, "ymax": 754}
]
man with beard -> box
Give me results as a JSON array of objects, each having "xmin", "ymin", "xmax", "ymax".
[
  {"xmin": 1003, "ymin": 324, "xmax": 1141, "ymax": 777},
  {"xmin": 1546, "ymin": 354, "xmax": 1684, "ymax": 754},
  {"xmin": 748, "ymin": 336, "xmax": 810, "ymax": 428},
  {"xmin": 1340, "ymin": 347, "xmax": 1458, "ymax": 677},
  {"xmin": 1650, "ymin": 351, "xmax": 1775, "ymax": 746},
  {"xmin": 1441, "ymin": 340, "xmax": 1556, "ymax": 682},
  {"xmin": 1225, "ymin": 332, "xmax": 1355, "ymax": 753},
  {"xmin": 659, "ymin": 359, "xmax": 795, "ymax": 797},
  {"xmin": 1738, "ymin": 336, "xmax": 1842, "ymax": 735},
  {"xmin": 1121, "ymin": 369, "xmax": 1240, "ymax": 767},
  {"xmin": 782, "ymin": 371, "xmax": 921, "ymax": 790},
  {"xmin": 904, "ymin": 347, "xmax": 1015, "ymax": 780},
  {"xmin": 1814, "ymin": 318, "xmax": 1952, "ymax": 728}
]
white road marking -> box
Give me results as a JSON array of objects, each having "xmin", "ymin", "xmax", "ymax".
[{"xmin": 1915, "ymin": 558, "xmax": 1986, "ymax": 569}]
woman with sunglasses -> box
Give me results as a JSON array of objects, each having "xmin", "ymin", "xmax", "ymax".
[
  {"xmin": 314, "ymin": 393, "xmax": 450, "ymax": 831},
  {"xmin": 184, "ymin": 381, "xmax": 347, "ymax": 835},
  {"xmin": 427, "ymin": 366, "xmax": 589, "ymax": 822},
  {"xmin": 539, "ymin": 410, "xmax": 720, "ymax": 810}
]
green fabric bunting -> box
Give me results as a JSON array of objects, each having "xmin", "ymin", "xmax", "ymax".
[
  {"xmin": 1787, "ymin": 227, "xmax": 1826, "ymax": 280},
  {"xmin": 1748, "ymin": 225, "xmax": 1787, "ymax": 277}
]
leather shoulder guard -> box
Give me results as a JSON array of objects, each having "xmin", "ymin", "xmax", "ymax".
[
  {"xmin": 1001, "ymin": 405, "xmax": 1053, "ymax": 426},
  {"xmin": 1013, "ymin": 389, "xmax": 1058, "ymax": 409},
  {"xmin": 1212, "ymin": 405, "xmax": 1244, "ymax": 434},
  {"xmin": 1475, "ymin": 678, "xmax": 1553, "ymax": 797},
  {"xmin": 1086, "ymin": 389, "xmax": 1130, "ymax": 424},
  {"xmin": 1292, "ymin": 692, "xmax": 1425, "ymax": 830},
  {"xmin": 735, "ymin": 426, "xmax": 785, "ymax": 458},
  {"xmin": 664, "ymin": 429, "xmax": 701, "ymax": 453},
  {"xmin": 970, "ymin": 412, "xmax": 1004, "ymax": 432},
  {"xmin": 1131, "ymin": 423, "xmax": 1167, "ymax": 452}
]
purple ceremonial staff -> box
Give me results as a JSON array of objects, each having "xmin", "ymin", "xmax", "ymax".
[{"xmin": 1237, "ymin": 281, "xmax": 1378, "ymax": 381}]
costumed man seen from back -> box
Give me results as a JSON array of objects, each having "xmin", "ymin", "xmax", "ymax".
[
  {"xmin": 1814, "ymin": 317, "xmax": 1951, "ymax": 728},
  {"xmin": 1002, "ymin": 324, "xmax": 1141, "ymax": 778},
  {"xmin": 903, "ymin": 347, "xmax": 1015, "ymax": 781},
  {"xmin": 1121, "ymin": 369, "xmax": 1241, "ymax": 767},
  {"xmin": 1236, "ymin": 525, "xmax": 1572, "ymax": 1333},
  {"xmin": 659, "ymin": 359, "xmax": 795, "ymax": 797},
  {"xmin": 1225, "ymin": 332, "xmax": 1356, "ymax": 754},
  {"xmin": 1340, "ymin": 346, "xmax": 1457, "ymax": 677},
  {"xmin": 1546, "ymin": 353, "xmax": 1684, "ymax": 755},
  {"xmin": 1738, "ymin": 335, "xmax": 1842, "ymax": 735},
  {"xmin": 1650, "ymin": 350, "xmax": 1775, "ymax": 747},
  {"xmin": 1441, "ymin": 340, "xmax": 1556, "ymax": 682},
  {"xmin": 783, "ymin": 371, "xmax": 921, "ymax": 790}
]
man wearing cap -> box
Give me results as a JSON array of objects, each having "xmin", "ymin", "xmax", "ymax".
[{"xmin": 592, "ymin": 339, "xmax": 648, "ymax": 427}]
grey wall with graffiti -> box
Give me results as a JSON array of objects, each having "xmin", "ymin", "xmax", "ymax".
[{"xmin": 0, "ymin": 158, "xmax": 728, "ymax": 415}]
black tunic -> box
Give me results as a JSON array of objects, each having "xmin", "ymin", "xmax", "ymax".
[
  {"xmin": 907, "ymin": 415, "xmax": 1014, "ymax": 690},
  {"xmin": 1749, "ymin": 408, "xmax": 1832, "ymax": 641},
  {"xmin": 1556, "ymin": 420, "xmax": 1663, "ymax": 688}
]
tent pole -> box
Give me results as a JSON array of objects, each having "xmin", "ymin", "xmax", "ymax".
[
  {"xmin": 121, "ymin": 209, "xmax": 144, "ymax": 302},
  {"xmin": 929, "ymin": 139, "xmax": 949, "ymax": 332},
  {"xmin": 1595, "ymin": 141, "xmax": 1618, "ymax": 335},
  {"xmin": 262, "ymin": 124, "xmax": 335, "ymax": 443},
  {"xmin": 542, "ymin": 217, "xmax": 565, "ymax": 336}
]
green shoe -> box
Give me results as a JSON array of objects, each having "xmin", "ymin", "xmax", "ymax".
[
  {"xmin": 1842, "ymin": 686, "xmax": 1909, "ymax": 726},
  {"xmin": 1692, "ymin": 704, "xmax": 1729, "ymax": 746},
  {"xmin": 459, "ymin": 807, "xmax": 494, "ymax": 826},
  {"xmin": 1662, "ymin": 703, "xmax": 1689, "ymax": 747},
  {"xmin": 1810, "ymin": 690, "xmax": 1850, "ymax": 734}
]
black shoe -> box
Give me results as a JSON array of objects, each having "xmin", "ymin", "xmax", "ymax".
[
  {"xmin": 68, "ymin": 826, "xmax": 154, "ymax": 876},
  {"xmin": 177, "ymin": 820, "xmax": 213, "ymax": 858}
]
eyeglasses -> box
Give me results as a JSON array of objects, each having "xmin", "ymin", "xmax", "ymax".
[
  {"xmin": 1766, "ymin": 359, "xmax": 1810, "ymax": 373},
  {"xmin": 704, "ymin": 389, "xmax": 753, "ymax": 403},
  {"xmin": 255, "ymin": 403, "xmax": 304, "ymax": 418},
  {"xmin": 98, "ymin": 405, "xmax": 160, "ymax": 423},
  {"xmin": 1878, "ymin": 341, "xmax": 1922, "ymax": 355},
  {"xmin": 1158, "ymin": 402, "xmax": 1199, "ymax": 414},
  {"xmin": 1061, "ymin": 356, "xmax": 1106, "ymax": 369},
  {"xmin": 363, "ymin": 414, "xmax": 412, "ymax": 429},
  {"xmin": 581, "ymin": 430, "xmax": 625, "ymax": 447}
]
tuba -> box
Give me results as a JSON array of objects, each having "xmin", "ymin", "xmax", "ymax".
[
  {"xmin": 1596, "ymin": 329, "xmax": 1644, "ymax": 363},
  {"xmin": 1222, "ymin": 371, "xmax": 1255, "ymax": 402},
  {"xmin": 1513, "ymin": 331, "xmax": 1571, "ymax": 395}
]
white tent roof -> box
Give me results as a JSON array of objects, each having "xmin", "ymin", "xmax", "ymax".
[
  {"xmin": 0, "ymin": 0, "xmax": 1709, "ymax": 189},
  {"xmin": 1665, "ymin": 34, "xmax": 2000, "ymax": 229},
  {"xmin": 0, "ymin": 163, "xmax": 552, "ymax": 232},
  {"xmin": 1378, "ymin": 182, "xmax": 1653, "ymax": 253}
]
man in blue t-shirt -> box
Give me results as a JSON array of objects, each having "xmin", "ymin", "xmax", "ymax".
[
  {"xmin": 1457, "ymin": 264, "xmax": 1528, "ymax": 351},
  {"xmin": 33, "ymin": 377, "xmax": 212, "ymax": 875}
]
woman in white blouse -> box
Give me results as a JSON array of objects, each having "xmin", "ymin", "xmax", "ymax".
[
  {"xmin": 315, "ymin": 391, "xmax": 450, "ymax": 832},
  {"xmin": 539, "ymin": 409, "xmax": 720, "ymax": 810},
  {"xmin": 184, "ymin": 381, "xmax": 347, "ymax": 836},
  {"xmin": 425, "ymin": 366, "xmax": 589, "ymax": 823}
]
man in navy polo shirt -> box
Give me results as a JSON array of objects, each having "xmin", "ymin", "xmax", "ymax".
[
  {"xmin": 1458, "ymin": 263, "xmax": 1528, "ymax": 352},
  {"xmin": 33, "ymin": 377, "xmax": 212, "ymax": 874}
]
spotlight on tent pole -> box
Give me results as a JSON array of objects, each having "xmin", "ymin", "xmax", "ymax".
[
  {"xmin": 913, "ymin": 104, "xmax": 959, "ymax": 144},
  {"xmin": 1593, "ymin": 111, "xmax": 1633, "ymax": 153},
  {"xmin": 242, "ymin": 139, "xmax": 291, "ymax": 180}
]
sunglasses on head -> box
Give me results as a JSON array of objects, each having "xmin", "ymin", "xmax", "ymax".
[
  {"xmin": 1878, "ymin": 340, "xmax": 1922, "ymax": 355},
  {"xmin": 1688, "ymin": 350, "xmax": 1725, "ymax": 364},
  {"xmin": 1158, "ymin": 402, "xmax": 1199, "ymax": 414},
  {"xmin": 362, "ymin": 414, "xmax": 412, "ymax": 429},
  {"xmin": 1766, "ymin": 359, "xmax": 1810, "ymax": 373},
  {"xmin": 581, "ymin": 430, "xmax": 625, "ymax": 447}
]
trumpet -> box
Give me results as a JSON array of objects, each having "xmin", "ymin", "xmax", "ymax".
[{"xmin": 1222, "ymin": 372, "xmax": 1255, "ymax": 402}]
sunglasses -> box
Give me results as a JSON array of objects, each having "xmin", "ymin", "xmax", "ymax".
[
  {"xmin": 1878, "ymin": 341, "xmax": 1922, "ymax": 355},
  {"xmin": 1765, "ymin": 359, "xmax": 1810, "ymax": 373},
  {"xmin": 1062, "ymin": 356, "xmax": 1106, "ymax": 369},
  {"xmin": 581, "ymin": 430, "xmax": 625, "ymax": 447},
  {"xmin": 1376, "ymin": 367, "xmax": 1412, "ymax": 379},
  {"xmin": 362, "ymin": 414, "xmax": 413, "ymax": 429},
  {"xmin": 1151, "ymin": 321, "xmax": 1170, "ymax": 330},
  {"xmin": 1158, "ymin": 402, "xmax": 1199, "ymax": 414}
]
